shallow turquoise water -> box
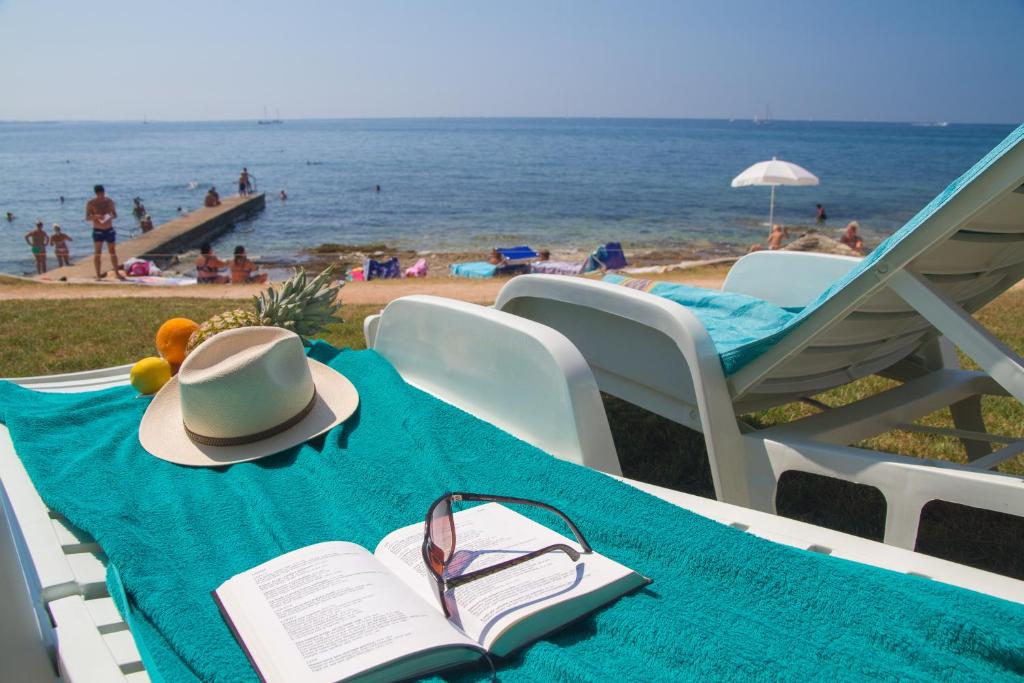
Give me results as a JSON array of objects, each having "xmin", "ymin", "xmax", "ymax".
[{"xmin": 0, "ymin": 118, "xmax": 1014, "ymax": 274}]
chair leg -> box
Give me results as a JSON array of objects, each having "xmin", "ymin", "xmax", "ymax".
[{"xmin": 949, "ymin": 396, "xmax": 994, "ymax": 461}]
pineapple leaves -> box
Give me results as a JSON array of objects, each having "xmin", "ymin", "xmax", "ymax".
[{"xmin": 254, "ymin": 265, "xmax": 344, "ymax": 344}]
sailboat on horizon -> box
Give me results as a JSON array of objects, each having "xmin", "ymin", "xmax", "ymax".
[
  {"xmin": 257, "ymin": 106, "xmax": 283, "ymax": 125},
  {"xmin": 753, "ymin": 104, "xmax": 772, "ymax": 126}
]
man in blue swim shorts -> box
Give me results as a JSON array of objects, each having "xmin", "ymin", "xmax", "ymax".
[{"xmin": 85, "ymin": 184, "xmax": 125, "ymax": 281}]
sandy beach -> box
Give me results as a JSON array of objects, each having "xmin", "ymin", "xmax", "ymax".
[{"xmin": 0, "ymin": 263, "xmax": 736, "ymax": 305}]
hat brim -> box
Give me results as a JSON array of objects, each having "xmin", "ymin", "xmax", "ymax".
[{"xmin": 139, "ymin": 358, "xmax": 358, "ymax": 467}]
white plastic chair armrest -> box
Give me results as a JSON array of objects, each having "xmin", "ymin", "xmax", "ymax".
[
  {"xmin": 722, "ymin": 251, "xmax": 861, "ymax": 308},
  {"xmin": 363, "ymin": 313, "xmax": 381, "ymax": 349}
]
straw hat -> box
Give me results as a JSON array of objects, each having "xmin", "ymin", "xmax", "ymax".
[{"xmin": 139, "ymin": 326, "xmax": 358, "ymax": 466}]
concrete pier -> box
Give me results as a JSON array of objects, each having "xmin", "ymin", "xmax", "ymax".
[{"xmin": 38, "ymin": 193, "xmax": 265, "ymax": 281}]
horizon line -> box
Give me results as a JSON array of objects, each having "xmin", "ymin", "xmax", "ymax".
[{"xmin": 0, "ymin": 115, "xmax": 1018, "ymax": 127}]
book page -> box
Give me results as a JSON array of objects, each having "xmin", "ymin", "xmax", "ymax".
[
  {"xmin": 374, "ymin": 503, "xmax": 640, "ymax": 652},
  {"xmin": 215, "ymin": 541, "xmax": 477, "ymax": 683}
]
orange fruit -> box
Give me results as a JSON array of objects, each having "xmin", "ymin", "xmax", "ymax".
[{"xmin": 156, "ymin": 318, "xmax": 200, "ymax": 367}]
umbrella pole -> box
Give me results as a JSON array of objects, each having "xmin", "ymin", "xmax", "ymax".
[{"xmin": 769, "ymin": 185, "xmax": 776, "ymax": 228}]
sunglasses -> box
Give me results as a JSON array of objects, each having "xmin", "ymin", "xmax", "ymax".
[{"xmin": 421, "ymin": 492, "xmax": 593, "ymax": 618}]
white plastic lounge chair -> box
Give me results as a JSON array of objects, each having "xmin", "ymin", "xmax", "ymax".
[
  {"xmin": 5, "ymin": 298, "xmax": 1023, "ymax": 682},
  {"xmin": 495, "ymin": 124, "xmax": 1024, "ymax": 554}
]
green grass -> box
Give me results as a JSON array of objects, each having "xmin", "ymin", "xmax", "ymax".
[
  {"xmin": 0, "ymin": 299, "xmax": 378, "ymax": 376},
  {"xmin": 746, "ymin": 290, "xmax": 1024, "ymax": 477}
]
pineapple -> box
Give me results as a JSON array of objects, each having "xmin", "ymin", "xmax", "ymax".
[{"xmin": 185, "ymin": 266, "xmax": 343, "ymax": 354}]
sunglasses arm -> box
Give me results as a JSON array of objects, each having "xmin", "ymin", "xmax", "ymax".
[
  {"xmin": 451, "ymin": 493, "xmax": 594, "ymax": 553},
  {"xmin": 443, "ymin": 543, "xmax": 586, "ymax": 590}
]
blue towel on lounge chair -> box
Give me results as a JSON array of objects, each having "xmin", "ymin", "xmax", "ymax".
[
  {"xmin": 606, "ymin": 123, "xmax": 1024, "ymax": 376},
  {"xmin": 1, "ymin": 343, "xmax": 1023, "ymax": 682},
  {"xmin": 604, "ymin": 274, "xmax": 799, "ymax": 376},
  {"xmin": 450, "ymin": 261, "xmax": 498, "ymax": 278}
]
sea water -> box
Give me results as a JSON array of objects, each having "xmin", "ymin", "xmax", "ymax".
[{"xmin": 0, "ymin": 118, "xmax": 1014, "ymax": 275}]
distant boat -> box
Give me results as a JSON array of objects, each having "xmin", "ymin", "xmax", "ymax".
[
  {"xmin": 912, "ymin": 121, "xmax": 949, "ymax": 127},
  {"xmin": 754, "ymin": 104, "xmax": 772, "ymax": 126},
  {"xmin": 143, "ymin": 114, "xmax": 149, "ymax": 125},
  {"xmin": 258, "ymin": 106, "xmax": 283, "ymax": 125}
]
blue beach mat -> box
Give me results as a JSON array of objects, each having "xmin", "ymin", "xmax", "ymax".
[
  {"xmin": 2, "ymin": 344, "xmax": 1024, "ymax": 681},
  {"xmin": 608, "ymin": 123, "xmax": 1024, "ymax": 376}
]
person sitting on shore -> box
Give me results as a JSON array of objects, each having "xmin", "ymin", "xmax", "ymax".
[
  {"xmin": 840, "ymin": 221, "xmax": 865, "ymax": 254},
  {"xmin": 140, "ymin": 214, "xmax": 155, "ymax": 233},
  {"xmin": 204, "ymin": 187, "xmax": 221, "ymax": 208},
  {"xmin": 51, "ymin": 223, "xmax": 72, "ymax": 267},
  {"xmin": 487, "ymin": 248, "xmax": 505, "ymax": 265},
  {"xmin": 196, "ymin": 242, "xmax": 228, "ymax": 284},
  {"xmin": 24, "ymin": 220, "xmax": 49, "ymax": 274},
  {"xmin": 230, "ymin": 245, "xmax": 268, "ymax": 284},
  {"xmin": 747, "ymin": 224, "xmax": 787, "ymax": 253}
]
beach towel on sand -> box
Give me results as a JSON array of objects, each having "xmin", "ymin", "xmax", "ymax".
[
  {"xmin": 450, "ymin": 261, "xmax": 497, "ymax": 278},
  {"xmin": 2, "ymin": 344, "xmax": 1024, "ymax": 681}
]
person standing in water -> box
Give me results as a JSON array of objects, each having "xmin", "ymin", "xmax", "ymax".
[
  {"xmin": 24, "ymin": 220, "xmax": 49, "ymax": 274},
  {"xmin": 815, "ymin": 204, "xmax": 828, "ymax": 225},
  {"xmin": 51, "ymin": 223, "xmax": 73, "ymax": 267},
  {"xmin": 85, "ymin": 184, "xmax": 125, "ymax": 280}
]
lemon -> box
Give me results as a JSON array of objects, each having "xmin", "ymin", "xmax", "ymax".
[{"xmin": 130, "ymin": 357, "xmax": 173, "ymax": 395}]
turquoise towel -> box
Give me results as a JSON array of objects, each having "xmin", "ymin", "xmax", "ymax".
[
  {"xmin": 2, "ymin": 344, "xmax": 1024, "ymax": 681},
  {"xmin": 450, "ymin": 261, "xmax": 497, "ymax": 278},
  {"xmin": 604, "ymin": 275, "xmax": 800, "ymax": 376},
  {"xmin": 608, "ymin": 122, "xmax": 1024, "ymax": 376}
]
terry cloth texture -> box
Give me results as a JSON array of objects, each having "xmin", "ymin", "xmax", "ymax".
[
  {"xmin": 607, "ymin": 123, "xmax": 1024, "ymax": 376},
  {"xmin": 604, "ymin": 274, "xmax": 800, "ymax": 376},
  {"xmin": 450, "ymin": 261, "xmax": 497, "ymax": 278},
  {"xmin": 2, "ymin": 345, "xmax": 1024, "ymax": 682}
]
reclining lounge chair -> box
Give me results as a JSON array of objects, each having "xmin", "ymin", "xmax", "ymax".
[
  {"xmin": 495, "ymin": 123, "xmax": 1024, "ymax": 555},
  {"xmin": 6, "ymin": 298, "xmax": 1024, "ymax": 681},
  {"xmin": 450, "ymin": 245, "xmax": 539, "ymax": 278}
]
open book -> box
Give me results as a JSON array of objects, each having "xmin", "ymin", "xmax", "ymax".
[{"xmin": 214, "ymin": 503, "xmax": 649, "ymax": 682}]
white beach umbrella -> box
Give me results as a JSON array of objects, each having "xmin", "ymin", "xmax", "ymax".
[{"xmin": 731, "ymin": 157, "xmax": 819, "ymax": 228}]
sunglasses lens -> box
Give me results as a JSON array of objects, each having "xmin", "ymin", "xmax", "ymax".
[{"xmin": 429, "ymin": 497, "xmax": 455, "ymax": 570}]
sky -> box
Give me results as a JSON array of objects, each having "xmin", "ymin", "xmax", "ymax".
[{"xmin": 1, "ymin": 0, "xmax": 1022, "ymax": 123}]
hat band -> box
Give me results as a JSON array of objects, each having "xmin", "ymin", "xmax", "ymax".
[{"xmin": 183, "ymin": 389, "xmax": 318, "ymax": 447}]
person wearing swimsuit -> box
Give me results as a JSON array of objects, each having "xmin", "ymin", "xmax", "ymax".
[
  {"xmin": 24, "ymin": 221, "xmax": 49, "ymax": 274},
  {"xmin": 196, "ymin": 242, "xmax": 228, "ymax": 284},
  {"xmin": 85, "ymin": 184, "xmax": 125, "ymax": 280},
  {"xmin": 230, "ymin": 245, "xmax": 268, "ymax": 284},
  {"xmin": 51, "ymin": 223, "xmax": 73, "ymax": 267}
]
